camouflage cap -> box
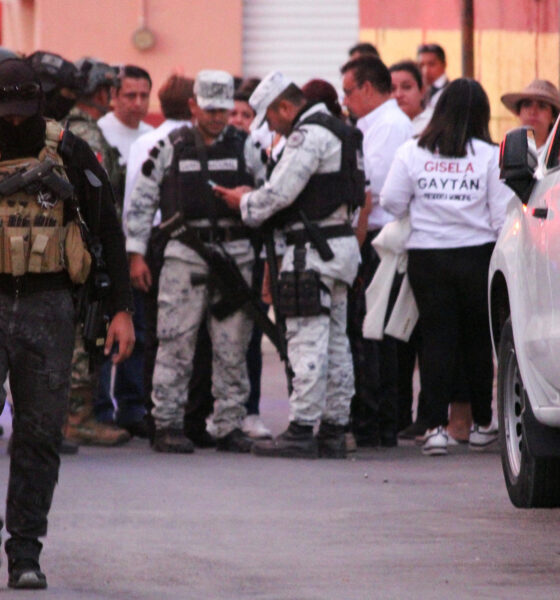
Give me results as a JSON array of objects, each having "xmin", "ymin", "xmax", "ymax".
[
  {"xmin": 194, "ymin": 70, "xmax": 234, "ymax": 110},
  {"xmin": 249, "ymin": 70, "xmax": 293, "ymax": 131},
  {"xmin": 75, "ymin": 57, "xmax": 116, "ymax": 96}
]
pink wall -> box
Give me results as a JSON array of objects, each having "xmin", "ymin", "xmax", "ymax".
[{"xmin": 3, "ymin": 0, "xmax": 243, "ymax": 114}]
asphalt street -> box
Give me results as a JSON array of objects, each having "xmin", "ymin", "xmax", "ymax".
[{"xmin": 0, "ymin": 345, "xmax": 559, "ymax": 599}]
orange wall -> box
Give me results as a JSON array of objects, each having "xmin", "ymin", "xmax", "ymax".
[
  {"xmin": 359, "ymin": 0, "xmax": 560, "ymax": 141},
  {"xmin": 2, "ymin": 0, "xmax": 243, "ymax": 113}
]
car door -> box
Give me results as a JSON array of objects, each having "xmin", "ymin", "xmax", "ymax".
[{"xmin": 523, "ymin": 121, "xmax": 560, "ymax": 391}]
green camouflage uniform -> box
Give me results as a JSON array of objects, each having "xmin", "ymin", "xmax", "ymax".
[{"xmin": 66, "ymin": 108, "xmax": 115, "ymax": 403}]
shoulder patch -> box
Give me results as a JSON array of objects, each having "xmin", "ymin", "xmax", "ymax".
[
  {"xmin": 287, "ymin": 130, "xmax": 306, "ymax": 149},
  {"xmin": 141, "ymin": 159, "xmax": 155, "ymax": 177}
]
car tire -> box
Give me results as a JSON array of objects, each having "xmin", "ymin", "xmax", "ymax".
[{"xmin": 497, "ymin": 317, "xmax": 560, "ymax": 508}]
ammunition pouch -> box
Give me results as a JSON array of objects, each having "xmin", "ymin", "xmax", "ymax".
[
  {"xmin": 277, "ymin": 269, "xmax": 329, "ymax": 318},
  {"xmin": 0, "ymin": 154, "xmax": 89, "ymax": 282},
  {"xmin": 64, "ymin": 221, "xmax": 92, "ymax": 284}
]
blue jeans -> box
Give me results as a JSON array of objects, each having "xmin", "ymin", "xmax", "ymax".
[{"xmin": 96, "ymin": 289, "xmax": 146, "ymax": 427}]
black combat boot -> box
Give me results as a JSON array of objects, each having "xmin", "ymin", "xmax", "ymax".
[
  {"xmin": 316, "ymin": 421, "xmax": 347, "ymax": 459},
  {"xmin": 252, "ymin": 422, "xmax": 318, "ymax": 458},
  {"xmin": 216, "ymin": 428, "xmax": 253, "ymax": 453},
  {"xmin": 152, "ymin": 428, "xmax": 194, "ymax": 453},
  {"xmin": 184, "ymin": 422, "xmax": 216, "ymax": 448},
  {"xmin": 6, "ymin": 538, "xmax": 47, "ymax": 589}
]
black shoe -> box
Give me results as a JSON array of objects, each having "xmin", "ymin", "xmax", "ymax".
[
  {"xmin": 152, "ymin": 428, "xmax": 194, "ymax": 453},
  {"xmin": 8, "ymin": 559, "xmax": 47, "ymax": 589},
  {"xmin": 187, "ymin": 428, "xmax": 216, "ymax": 448},
  {"xmin": 123, "ymin": 418, "xmax": 150, "ymax": 439},
  {"xmin": 380, "ymin": 433, "xmax": 398, "ymax": 447},
  {"xmin": 354, "ymin": 435, "xmax": 380, "ymax": 448},
  {"xmin": 216, "ymin": 428, "xmax": 253, "ymax": 453},
  {"xmin": 397, "ymin": 420, "xmax": 429, "ymax": 440},
  {"xmin": 316, "ymin": 421, "xmax": 346, "ymax": 459},
  {"xmin": 59, "ymin": 436, "xmax": 80, "ymax": 455},
  {"xmin": 253, "ymin": 422, "xmax": 318, "ymax": 458}
]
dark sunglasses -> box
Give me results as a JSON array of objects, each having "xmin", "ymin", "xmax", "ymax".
[{"xmin": 0, "ymin": 82, "xmax": 41, "ymax": 102}]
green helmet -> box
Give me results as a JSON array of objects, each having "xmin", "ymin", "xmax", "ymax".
[{"xmin": 75, "ymin": 57, "xmax": 116, "ymax": 97}]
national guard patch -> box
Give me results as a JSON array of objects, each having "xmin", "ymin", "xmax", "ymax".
[{"xmin": 287, "ymin": 130, "xmax": 305, "ymax": 148}]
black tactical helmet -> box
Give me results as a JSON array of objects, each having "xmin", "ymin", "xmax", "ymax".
[
  {"xmin": 75, "ymin": 57, "xmax": 116, "ymax": 96},
  {"xmin": 26, "ymin": 51, "xmax": 85, "ymax": 94},
  {"xmin": 0, "ymin": 58, "xmax": 42, "ymax": 117},
  {"xmin": 0, "ymin": 47, "xmax": 18, "ymax": 64}
]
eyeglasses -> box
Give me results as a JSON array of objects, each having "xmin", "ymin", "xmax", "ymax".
[{"xmin": 0, "ymin": 82, "xmax": 41, "ymax": 102}]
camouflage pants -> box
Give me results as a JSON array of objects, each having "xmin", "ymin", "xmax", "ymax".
[
  {"xmin": 152, "ymin": 257, "xmax": 253, "ymax": 437},
  {"xmin": 0, "ymin": 288, "xmax": 74, "ymax": 552},
  {"xmin": 286, "ymin": 275, "xmax": 355, "ymax": 426}
]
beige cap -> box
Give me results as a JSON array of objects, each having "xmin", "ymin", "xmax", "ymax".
[{"xmin": 501, "ymin": 79, "xmax": 560, "ymax": 114}]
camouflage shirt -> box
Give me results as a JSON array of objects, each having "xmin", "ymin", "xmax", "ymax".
[{"xmin": 65, "ymin": 106, "xmax": 121, "ymax": 196}]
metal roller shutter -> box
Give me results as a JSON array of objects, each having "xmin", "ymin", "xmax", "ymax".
[{"xmin": 242, "ymin": 0, "xmax": 359, "ymax": 91}]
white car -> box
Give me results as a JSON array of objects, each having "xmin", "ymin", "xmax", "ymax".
[{"xmin": 489, "ymin": 124, "xmax": 560, "ymax": 508}]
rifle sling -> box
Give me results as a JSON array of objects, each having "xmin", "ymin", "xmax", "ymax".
[{"xmin": 172, "ymin": 226, "xmax": 282, "ymax": 354}]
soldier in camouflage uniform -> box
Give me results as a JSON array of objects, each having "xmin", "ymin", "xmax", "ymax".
[
  {"xmin": 64, "ymin": 58, "xmax": 130, "ymax": 446},
  {"xmin": 216, "ymin": 71, "xmax": 363, "ymax": 459},
  {"xmin": 127, "ymin": 70, "xmax": 259, "ymax": 453}
]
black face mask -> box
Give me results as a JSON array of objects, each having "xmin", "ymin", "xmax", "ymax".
[
  {"xmin": 0, "ymin": 114, "xmax": 46, "ymax": 159},
  {"xmin": 44, "ymin": 91, "xmax": 76, "ymax": 121}
]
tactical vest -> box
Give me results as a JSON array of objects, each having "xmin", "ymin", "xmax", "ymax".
[
  {"xmin": 272, "ymin": 112, "xmax": 365, "ymax": 226},
  {"xmin": 160, "ymin": 125, "xmax": 253, "ymax": 222},
  {"xmin": 0, "ymin": 120, "xmax": 90, "ymax": 281}
]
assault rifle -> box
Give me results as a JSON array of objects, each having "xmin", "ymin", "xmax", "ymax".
[
  {"xmin": 77, "ymin": 169, "xmax": 112, "ymax": 371},
  {"xmin": 0, "ymin": 157, "xmax": 74, "ymax": 202},
  {"xmin": 159, "ymin": 212, "xmax": 290, "ymax": 370}
]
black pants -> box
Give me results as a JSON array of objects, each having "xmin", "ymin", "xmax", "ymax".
[
  {"xmin": 0, "ymin": 288, "xmax": 75, "ymax": 561},
  {"xmin": 407, "ymin": 243, "xmax": 494, "ymax": 429},
  {"xmin": 348, "ymin": 230, "xmax": 399, "ymax": 443},
  {"xmin": 396, "ymin": 325, "xmax": 427, "ymax": 430}
]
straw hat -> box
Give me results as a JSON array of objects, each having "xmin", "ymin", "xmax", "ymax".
[{"xmin": 501, "ymin": 79, "xmax": 560, "ymax": 114}]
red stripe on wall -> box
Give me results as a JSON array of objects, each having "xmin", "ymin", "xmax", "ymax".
[{"xmin": 360, "ymin": 0, "xmax": 558, "ymax": 34}]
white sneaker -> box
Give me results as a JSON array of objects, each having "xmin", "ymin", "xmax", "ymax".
[
  {"xmin": 242, "ymin": 415, "xmax": 272, "ymax": 439},
  {"xmin": 469, "ymin": 420, "xmax": 498, "ymax": 450},
  {"xmin": 421, "ymin": 426, "xmax": 448, "ymax": 456}
]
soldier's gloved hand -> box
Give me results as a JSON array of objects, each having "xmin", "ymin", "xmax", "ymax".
[
  {"xmin": 129, "ymin": 253, "xmax": 152, "ymax": 292},
  {"xmin": 105, "ymin": 311, "xmax": 135, "ymax": 364},
  {"xmin": 213, "ymin": 184, "xmax": 253, "ymax": 210}
]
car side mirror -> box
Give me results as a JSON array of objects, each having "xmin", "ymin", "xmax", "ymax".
[{"xmin": 499, "ymin": 127, "xmax": 538, "ymax": 205}]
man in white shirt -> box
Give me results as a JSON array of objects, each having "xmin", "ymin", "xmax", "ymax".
[
  {"xmin": 98, "ymin": 65, "xmax": 154, "ymax": 179},
  {"xmin": 97, "ymin": 64, "xmax": 153, "ymax": 438},
  {"xmin": 417, "ymin": 43, "xmax": 449, "ymax": 110},
  {"xmin": 341, "ymin": 55, "xmax": 413, "ymax": 448}
]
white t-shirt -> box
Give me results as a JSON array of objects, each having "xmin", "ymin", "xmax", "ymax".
[
  {"xmin": 357, "ymin": 98, "xmax": 414, "ymax": 230},
  {"xmin": 97, "ymin": 111, "xmax": 153, "ymax": 166},
  {"xmin": 380, "ymin": 137, "xmax": 510, "ymax": 249}
]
